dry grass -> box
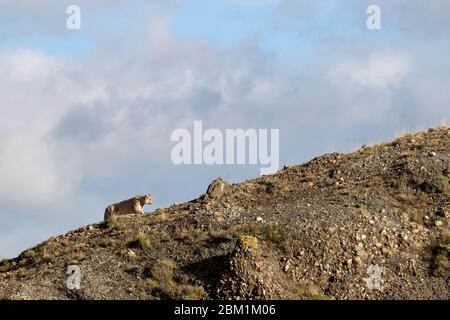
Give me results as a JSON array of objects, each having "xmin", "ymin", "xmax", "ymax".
[
  {"xmin": 238, "ymin": 223, "xmax": 290, "ymax": 252},
  {"xmin": 432, "ymin": 230, "xmax": 450, "ymax": 278},
  {"xmin": 136, "ymin": 232, "xmax": 150, "ymax": 250},
  {"xmin": 106, "ymin": 215, "xmax": 119, "ymax": 229},
  {"xmin": 141, "ymin": 259, "xmax": 205, "ymax": 300}
]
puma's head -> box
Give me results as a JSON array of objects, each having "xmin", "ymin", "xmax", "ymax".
[{"xmin": 143, "ymin": 194, "xmax": 154, "ymax": 205}]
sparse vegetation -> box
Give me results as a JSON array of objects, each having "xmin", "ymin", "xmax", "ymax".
[
  {"xmin": 360, "ymin": 145, "xmax": 375, "ymax": 154},
  {"xmin": 136, "ymin": 232, "xmax": 150, "ymax": 250},
  {"xmin": 257, "ymin": 180, "xmax": 276, "ymax": 194},
  {"xmin": 432, "ymin": 230, "xmax": 450, "ymax": 278},
  {"xmin": 420, "ymin": 175, "xmax": 450, "ymax": 196},
  {"xmin": 0, "ymin": 259, "xmax": 14, "ymax": 273},
  {"xmin": 238, "ymin": 223, "xmax": 290, "ymax": 252},
  {"xmin": 355, "ymin": 202, "xmax": 368, "ymax": 210},
  {"xmin": 105, "ymin": 215, "xmax": 119, "ymax": 229},
  {"xmin": 397, "ymin": 193, "xmax": 415, "ymax": 203},
  {"xmin": 141, "ymin": 259, "xmax": 205, "ymax": 300},
  {"xmin": 128, "ymin": 229, "xmax": 170, "ymax": 250},
  {"xmin": 175, "ymin": 229, "xmax": 206, "ymax": 243}
]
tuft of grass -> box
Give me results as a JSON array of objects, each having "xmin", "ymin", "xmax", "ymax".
[
  {"xmin": 257, "ymin": 180, "xmax": 276, "ymax": 194},
  {"xmin": 433, "ymin": 253, "xmax": 449, "ymax": 277},
  {"xmin": 172, "ymin": 285, "xmax": 205, "ymax": 300},
  {"xmin": 420, "ymin": 175, "xmax": 450, "ymax": 196},
  {"xmin": 238, "ymin": 223, "xmax": 290, "ymax": 253},
  {"xmin": 292, "ymin": 281, "xmax": 321, "ymax": 299},
  {"xmin": 105, "ymin": 215, "xmax": 119, "ymax": 229},
  {"xmin": 175, "ymin": 229, "xmax": 207, "ymax": 244},
  {"xmin": 136, "ymin": 232, "xmax": 150, "ymax": 250},
  {"xmin": 141, "ymin": 259, "xmax": 205, "ymax": 300},
  {"xmin": 129, "ymin": 229, "xmax": 169, "ymax": 250},
  {"xmin": 355, "ymin": 203, "xmax": 368, "ymax": 210},
  {"xmin": 131, "ymin": 231, "xmax": 150, "ymax": 250},
  {"xmin": 149, "ymin": 259, "xmax": 176, "ymax": 283},
  {"xmin": 360, "ymin": 145, "xmax": 375, "ymax": 154},
  {"xmin": 396, "ymin": 193, "xmax": 415, "ymax": 203},
  {"xmin": 17, "ymin": 249, "xmax": 37, "ymax": 267},
  {"xmin": 0, "ymin": 259, "xmax": 14, "ymax": 273},
  {"xmin": 431, "ymin": 230, "xmax": 450, "ymax": 278}
]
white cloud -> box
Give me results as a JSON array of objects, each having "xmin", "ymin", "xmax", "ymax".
[
  {"xmin": 0, "ymin": 136, "xmax": 79, "ymax": 206},
  {"xmin": 329, "ymin": 52, "xmax": 412, "ymax": 90}
]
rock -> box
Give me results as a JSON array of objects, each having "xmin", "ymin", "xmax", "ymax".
[
  {"xmin": 346, "ymin": 259, "xmax": 353, "ymax": 270},
  {"xmin": 284, "ymin": 260, "xmax": 291, "ymax": 272},
  {"xmin": 435, "ymin": 220, "xmax": 443, "ymax": 227},
  {"xmin": 217, "ymin": 236, "xmax": 300, "ymax": 299},
  {"xmin": 214, "ymin": 212, "xmax": 225, "ymax": 222},
  {"xmin": 127, "ymin": 250, "xmax": 136, "ymax": 258},
  {"xmin": 444, "ymin": 163, "xmax": 450, "ymax": 176},
  {"xmin": 206, "ymin": 177, "xmax": 231, "ymax": 199},
  {"xmin": 381, "ymin": 247, "xmax": 390, "ymax": 256},
  {"xmin": 237, "ymin": 236, "xmax": 258, "ymax": 251}
]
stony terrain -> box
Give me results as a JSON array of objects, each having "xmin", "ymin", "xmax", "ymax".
[{"xmin": 0, "ymin": 126, "xmax": 449, "ymax": 300}]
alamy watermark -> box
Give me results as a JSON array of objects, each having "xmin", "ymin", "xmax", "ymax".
[
  {"xmin": 66, "ymin": 5, "xmax": 81, "ymax": 30},
  {"xmin": 63, "ymin": 4, "xmax": 380, "ymax": 31},
  {"xmin": 367, "ymin": 5, "xmax": 381, "ymax": 30},
  {"xmin": 366, "ymin": 264, "xmax": 381, "ymax": 290},
  {"xmin": 66, "ymin": 265, "xmax": 81, "ymax": 290},
  {"xmin": 171, "ymin": 121, "xmax": 280, "ymax": 175}
]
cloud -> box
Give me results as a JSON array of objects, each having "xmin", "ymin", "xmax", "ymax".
[
  {"xmin": 279, "ymin": 0, "xmax": 450, "ymax": 37},
  {"xmin": 0, "ymin": 136, "xmax": 80, "ymax": 207},
  {"xmin": 328, "ymin": 52, "xmax": 412, "ymax": 90}
]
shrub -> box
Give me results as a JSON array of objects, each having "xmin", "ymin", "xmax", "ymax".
[
  {"xmin": 420, "ymin": 175, "xmax": 450, "ymax": 196},
  {"xmin": 149, "ymin": 259, "xmax": 176, "ymax": 283},
  {"xmin": 355, "ymin": 203, "xmax": 368, "ymax": 210},
  {"xmin": 433, "ymin": 253, "xmax": 449, "ymax": 277},
  {"xmin": 238, "ymin": 223, "xmax": 290, "ymax": 252},
  {"xmin": 106, "ymin": 215, "xmax": 119, "ymax": 229},
  {"xmin": 0, "ymin": 259, "xmax": 14, "ymax": 273},
  {"xmin": 136, "ymin": 232, "xmax": 150, "ymax": 250},
  {"xmin": 432, "ymin": 230, "xmax": 450, "ymax": 278},
  {"xmin": 142, "ymin": 259, "xmax": 205, "ymax": 300}
]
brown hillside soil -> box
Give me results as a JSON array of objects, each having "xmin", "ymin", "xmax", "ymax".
[{"xmin": 1, "ymin": 126, "xmax": 449, "ymax": 300}]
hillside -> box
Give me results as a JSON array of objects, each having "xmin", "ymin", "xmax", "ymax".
[{"xmin": 0, "ymin": 126, "xmax": 449, "ymax": 300}]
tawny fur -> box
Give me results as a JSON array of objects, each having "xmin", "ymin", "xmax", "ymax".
[{"xmin": 104, "ymin": 194, "xmax": 153, "ymax": 220}]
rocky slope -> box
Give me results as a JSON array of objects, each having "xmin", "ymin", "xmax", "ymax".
[{"xmin": 0, "ymin": 126, "xmax": 449, "ymax": 300}]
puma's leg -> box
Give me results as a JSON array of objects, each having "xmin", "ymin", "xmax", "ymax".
[{"xmin": 104, "ymin": 206, "xmax": 114, "ymax": 220}]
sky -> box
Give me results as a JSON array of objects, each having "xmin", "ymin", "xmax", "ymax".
[{"xmin": 0, "ymin": 0, "xmax": 449, "ymax": 259}]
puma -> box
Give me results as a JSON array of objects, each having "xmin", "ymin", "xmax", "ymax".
[{"xmin": 104, "ymin": 194, "xmax": 153, "ymax": 220}]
